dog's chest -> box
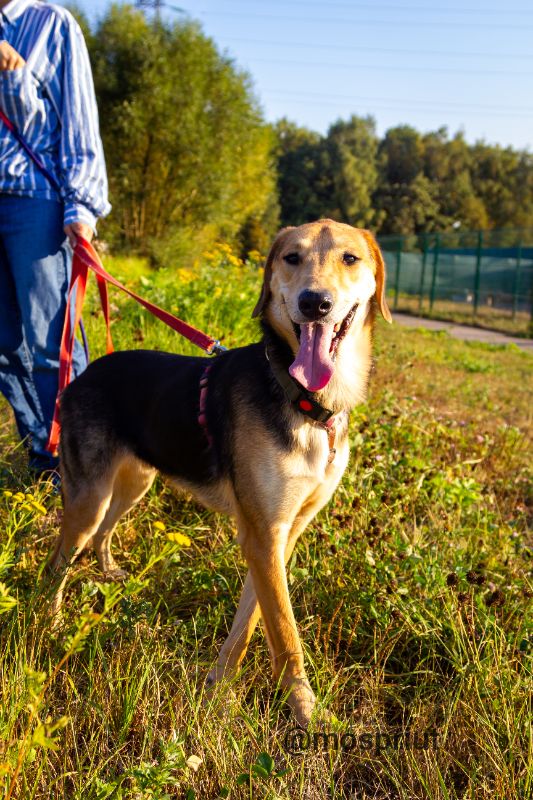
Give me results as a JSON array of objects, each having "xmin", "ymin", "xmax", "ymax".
[{"xmin": 292, "ymin": 421, "xmax": 349, "ymax": 481}]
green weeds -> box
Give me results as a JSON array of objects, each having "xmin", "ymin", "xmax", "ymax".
[{"xmin": 0, "ymin": 248, "xmax": 531, "ymax": 798}]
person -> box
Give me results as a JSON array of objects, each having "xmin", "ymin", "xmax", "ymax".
[{"xmin": 0, "ymin": 0, "xmax": 110, "ymax": 477}]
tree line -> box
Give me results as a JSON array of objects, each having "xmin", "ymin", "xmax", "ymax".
[
  {"xmin": 78, "ymin": 5, "xmax": 533, "ymax": 262},
  {"xmin": 277, "ymin": 117, "xmax": 533, "ymax": 238}
]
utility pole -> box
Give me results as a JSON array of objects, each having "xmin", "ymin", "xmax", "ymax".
[
  {"xmin": 135, "ymin": 1, "xmax": 186, "ymax": 21},
  {"xmin": 136, "ymin": 1, "xmax": 162, "ymax": 21}
]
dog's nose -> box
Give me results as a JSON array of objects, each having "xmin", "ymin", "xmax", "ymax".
[{"xmin": 298, "ymin": 290, "xmax": 333, "ymax": 320}]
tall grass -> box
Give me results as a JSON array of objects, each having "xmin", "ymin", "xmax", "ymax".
[{"xmin": 0, "ymin": 245, "xmax": 531, "ymax": 799}]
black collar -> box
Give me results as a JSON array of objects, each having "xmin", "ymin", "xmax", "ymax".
[{"xmin": 265, "ymin": 343, "xmax": 334, "ymax": 424}]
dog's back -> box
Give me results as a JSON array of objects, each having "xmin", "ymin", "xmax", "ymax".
[{"xmin": 60, "ymin": 350, "xmax": 215, "ymax": 489}]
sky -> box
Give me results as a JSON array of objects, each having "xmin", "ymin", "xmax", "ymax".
[{"xmin": 57, "ymin": 0, "xmax": 533, "ymax": 151}]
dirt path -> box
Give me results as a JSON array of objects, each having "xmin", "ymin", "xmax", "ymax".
[{"xmin": 392, "ymin": 312, "xmax": 533, "ymax": 353}]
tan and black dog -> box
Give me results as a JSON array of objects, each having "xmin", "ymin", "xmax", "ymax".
[{"xmin": 49, "ymin": 219, "xmax": 391, "ymax": 726}]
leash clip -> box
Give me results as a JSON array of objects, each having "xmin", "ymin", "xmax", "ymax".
[{"xmin": 210, "ymin": 340, "xmax": 227, "ymax": 356}]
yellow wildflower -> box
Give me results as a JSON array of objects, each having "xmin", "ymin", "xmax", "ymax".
[
  {"xmin": 177, "ymin": 268, "xmax": 194, "ymax": 284},
  {"xmin": 166, "ymin": 532, "xmax": 192, "ymax": 547},
  {"xmin": 153, "ymin": 521, "xmax": 166, "ymax": 531}
]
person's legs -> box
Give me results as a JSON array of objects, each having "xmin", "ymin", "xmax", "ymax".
[
  {"xmin": 0, "ymin": 195, "xmax": 87, "ymax": 471},
  {"xmin": 0, "ymin": 235, "xmax": 45, "ymax": 447}
]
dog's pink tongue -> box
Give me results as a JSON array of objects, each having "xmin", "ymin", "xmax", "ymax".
[{"xmin": 289, "ymin": 322, "xmax": 336, "ymax": 392}]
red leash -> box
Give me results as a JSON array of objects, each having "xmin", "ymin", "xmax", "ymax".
[
  {"xmin": 0, "ymin": 107, "xmax": 224, "ymax": 453},
  {"xmin": 46, "ymin": 237, "xmax": 224, "ymax": 454}
]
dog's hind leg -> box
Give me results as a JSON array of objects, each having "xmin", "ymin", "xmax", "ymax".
[
  {"xmin": 206, "ymin": 571, "xmax": 260, "ymax": 689},
  {"xmin": 49, "ymin": 476, "xmax": 115, "ymax": 617},
  {"xmin": 93, "ymin": 455, "xmax": 156, "ymax": 580}
]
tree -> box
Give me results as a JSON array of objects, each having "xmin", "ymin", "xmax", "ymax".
[
  {"xmin": 275, "ymin": 119, "xmax": 326, "ymax": 226},
  {"xmin": 374, "ymin": 126, "xmax": 439, "ymax": 235},
  {"xmin": 88, "ymin": 4, "xmax": 278, "ymax": 262},
  {"xmin": 423, "ymin": 130, "xmax": 489, "ymax": 230},
  {"xmin": 470, "ymin": 143, "xmax": 533, "ymax": 230},
  {"xmin": 379, "ymin": 125, "xmax": 424, "ymax": 185},
  {"xmin": 322, "ymin": 116, "xmax": 380, "ymax": 228}
]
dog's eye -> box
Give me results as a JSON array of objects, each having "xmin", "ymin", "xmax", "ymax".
[
  {"xmin": 343, "ymin": 253, "xmax": 360, "ymax": 266},
  {"xmin": 283, "ymin": 252, "xmax": 300, "ymax": 266}
]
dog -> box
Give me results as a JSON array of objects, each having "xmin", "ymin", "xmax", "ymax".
[{"xmin": 49, "ymin": 219, "xmax": 391, "ymax": 726}]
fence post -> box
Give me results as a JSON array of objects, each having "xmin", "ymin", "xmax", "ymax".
[
  {"xmin": 429, "ymin": 233, "xmax": 440, "ymax": 312},
  {"xmin": 418, "ymin": 232, "xmax": 428, "ymax": 312},
  {"xmin": 393, "ymin": 237, "xmax": 402, "ymax": 310},
  {"xmin": 530, "ymin": 264, "xmax": 533, "ymax": 338},
  {"xmin": 473, "ymin": 229, "xmax": 483, "ymax": 317},
  {"xmin": 512, "ymin": 240, "xmax": 522, "ymax": 320}
]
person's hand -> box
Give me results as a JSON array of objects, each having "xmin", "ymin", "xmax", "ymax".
[
  {"xmin": 64, "ymin": 222, "xmax": 94, "ymax": 248},
  {"xmin": 0, "ymin": 41, "xmax": 26, "ymax": 71}
]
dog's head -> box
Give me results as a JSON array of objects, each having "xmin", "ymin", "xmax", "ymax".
[{"xmin": 253, "ymin": 219, "xmax": 391, "ymax": 392}]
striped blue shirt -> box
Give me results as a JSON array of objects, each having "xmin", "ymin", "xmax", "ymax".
[{"xmin": 0, "ymin": 0, "xmax": 110, "ymax": 229}]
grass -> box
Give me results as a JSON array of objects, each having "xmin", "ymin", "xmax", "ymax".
[
  {"xmin": 391, "ymin": 294, "xmax": 532, "ymax": 338},
  {"xmin": 0, "ymin": 247, "xmax": 532, "ymax": 799}
]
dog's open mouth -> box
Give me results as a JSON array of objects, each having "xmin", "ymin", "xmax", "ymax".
[{"xmin": 289, "ymin": 303, "xmax": 359, "ymax": 392}]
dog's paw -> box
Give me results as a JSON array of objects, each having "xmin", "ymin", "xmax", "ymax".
[
  {"xmin": 205, "ymin": 663, "xmax": 237, "ymax": 694},
  {"xmin": 102, "ymin": 567, "xmax": 129, "ymax": 582},
  {"xmin": 309, "ymin": 704, "xmax": 341, "ymax": 730},
  {"xmin": 202, "ymin": 665, "xmax": 241, "ymax": 723},
  {"xmin": 285, "ymin": 677, "xmax": 317, "ymax": 728},
  {"xmin": 49, "ymin": 607, "xmax": 64, "ymax": 633}
]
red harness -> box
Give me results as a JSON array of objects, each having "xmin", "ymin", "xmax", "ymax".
[
  {"xmin": 198, "ymin": 364, "xmax": 213, "ymax": 447},
  {"xmin": 197, "ymin": 349, "xmax": 342, "ymax": 463}
]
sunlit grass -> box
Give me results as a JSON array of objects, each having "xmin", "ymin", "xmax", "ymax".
[
  {"xmin": 0, "ymin": 249, "xmax": 531, "ymax": 799},
  {"xmin": 393, "ymin": 293, "xmax": 531, "ymax": 338}
]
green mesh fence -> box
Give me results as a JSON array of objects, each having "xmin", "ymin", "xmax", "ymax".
[{"xmin": 378, "ymin": 228, "xmax": 533, "ymax": 336}]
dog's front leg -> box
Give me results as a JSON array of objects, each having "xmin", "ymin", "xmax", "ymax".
[
  {"xmin": 206, "ymin": 529, "xmax": 298, "ymax": 688},
  {"xmin": 238, "ymin": 517, "xmax": 316, "ymax": 727},
  {"xmin": 207, "ymin": 478, "xmax": 345, "ymax": 717}
]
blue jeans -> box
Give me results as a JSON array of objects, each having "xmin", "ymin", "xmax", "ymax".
[{"xmin": 0, "ymin": 195, "xmax": 87, "ymax": 469}]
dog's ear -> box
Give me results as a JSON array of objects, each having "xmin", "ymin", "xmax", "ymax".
[
  {"xmin": 252, "ymin": 227, "xmax": 295, "ymax": 318},
  {"xmin": 362, "ymin": 230, "xmax": 392, "ymax": 323}
]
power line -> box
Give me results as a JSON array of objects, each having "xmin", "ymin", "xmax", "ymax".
[
  {"xmin": 219, "ymin": 36, "xmax": 533, "ymax": 62},
  {"xmin": 198, "ymin": 9, "xmax": 533, "ymax": 30},
  {"xmin": 264, "ymin": 87, "xmax": 533, "ymax": 113},
  {"xmin": 263, "ymin": 92, "xmax": 533, "ymax": 119},
  {"xmin": 248, "ymin": 56, "xmax": 533, "ymax": 77},
  {"xmin": 211, "ymin": 0, "xmax": 533, "ymax": 15}
]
